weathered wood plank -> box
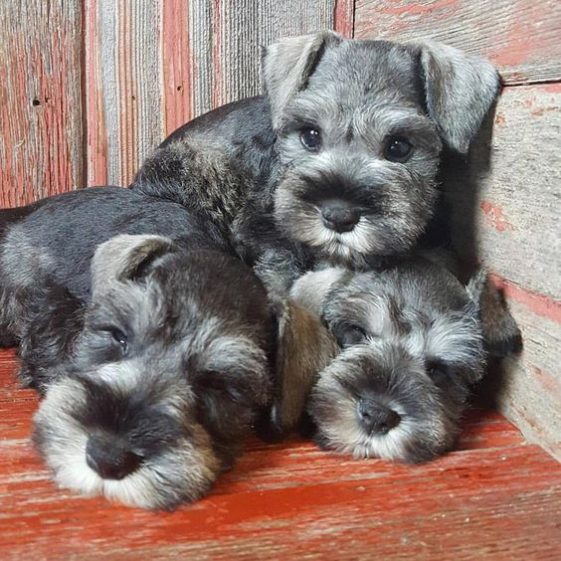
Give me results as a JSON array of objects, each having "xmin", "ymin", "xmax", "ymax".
[
  {"xmin": 85, "ymin": 0, "xmax": 164, "ymax": 186},
  {"xmin": 447, "ymin": 83, "xmax": 561, "ymax": 302},
  {"xmin": 334, "ymin": 0, "xmax": 356, "ymax": 38},
  {"xmin": 0, "ymin": 1, "xmax": 84, "ymax": 205},
  {"xmin": 1, "ymin": 349, "xmax": 560, "ymax": 560},
  {"xmin": 85, "ymin": 0, "xmax": 341, "ymax": 186},
  {"xmin": 489, "ymin": 285, "xmax": 561, "ymax": 461},
  {"xmin": 354, "ymin": 0, "xmax": 561, "ymax": 85},
  {"xmin": 442, "ymin": 83, "xmax": 561, "ymax": 458}
]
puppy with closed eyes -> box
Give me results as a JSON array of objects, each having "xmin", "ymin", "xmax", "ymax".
[
  {"xmin": 0, "ymin": 187, "xmax": 335, "ymax": 509},
  {"xmin": 290, "ymin": 259, "xmax": 488, "ymax": 463}
]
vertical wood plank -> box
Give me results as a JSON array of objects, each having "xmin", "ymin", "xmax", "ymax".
[
  {"xmin": 334, "ymin": 0, "xmax": 355, "ymax": 37},
  {"xmin": 162, "ymin": 1, "xmax": 192, "ymax": 136},
  {"xmin": 85, "ymin": 0, "xmax": 163, "ymax": 186},
  {"xmin": 0, "ymin": 1, "xmax": 84, "ymax": 206},
  {"xmin": 84, "ymin": 0, "xmax": 108, "ymax": 186},
  {"xmin": 85, "ymin": 0, "xmax": 343, "ymax": 184}
]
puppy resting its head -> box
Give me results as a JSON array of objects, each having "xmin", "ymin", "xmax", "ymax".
[
  {"xmin": 291, "ymin": 259, "xmax": 487, "ymax": 463},
  {"xmin": 29, "ymin": 235, "xmax": 273, "ymax": 510}
]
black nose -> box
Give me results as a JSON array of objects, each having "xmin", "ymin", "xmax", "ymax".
[
  {"xmin": 85, "ymin": 435, "xmax": 143, "ymax": 480},
  {"xmin": 357, "ymin": 398, "xmax": 401, "ymax": 435},
  {"xmin": 321, "ymin": 201, "xmax": 361, "ymax": 233}
]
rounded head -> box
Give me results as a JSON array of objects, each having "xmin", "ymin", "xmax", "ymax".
[
  {"xmin": 33, "ymin": 237, "xmax": 274, "ymax": 509},
  {"xmin": 292, "ymin": 260, "xmax": 486, "ymax": 463}
]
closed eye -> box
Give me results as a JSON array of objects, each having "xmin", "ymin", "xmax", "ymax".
[{"xmin": 332, "ymin": 323, "xmax": 369, "ymax": 348}]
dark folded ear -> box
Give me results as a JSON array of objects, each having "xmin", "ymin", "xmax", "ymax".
[
  {"xmin": 466, "ymin": 270, "xmax": 522, "ymax": 358},
  {"xmin": 91, "ymin": 234, "xmax": 175, "ymax": 294},
  {"xmin": 265, "ymin": 298, "xmax": 338, "ymax": 438},
  {"xmin": 262, "ymin": 31, "xmax": 342, "ymax": 129},
  {"xmin": 410, "ymin": 40, "xmax": 501, "ymax": 154}
]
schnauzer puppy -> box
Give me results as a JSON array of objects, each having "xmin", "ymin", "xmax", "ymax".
[
  {"xmin": 132, "ymin": 33, "xmax": 520, "ymax": 356},
  {"xmin": 133, "ymin": 32, "xmax": 500, "ymax": 273},
  {"xmin": 290, "ymin": 258, "xmax": 488, "ymax": 463},
  {"xmin": 0, "ymin": 188, "xmax": 335, "ymax": 509}
]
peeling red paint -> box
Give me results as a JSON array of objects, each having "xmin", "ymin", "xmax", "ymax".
[
  {"xmin": 541, "ymin": 83, "xmax": 561, "ymax": 94},
  {"xmin": 490, "ymin": 274, "xmax": 561, "ymax": 324},
  {"xmin": 480, "ymin": 200, "xmax": 515, "ymax": 232}
]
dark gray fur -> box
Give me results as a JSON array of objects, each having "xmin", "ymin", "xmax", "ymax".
[
  {"xmin": 132, "ymin": 32, "xmax": 500, "ymax": 280},
  {"xmin": 290, "ymin": 258, "xmax": 487, "ymax": 463}
]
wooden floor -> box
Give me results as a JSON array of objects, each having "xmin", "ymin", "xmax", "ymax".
[{"xmin": 1, "ymin": 350, "xmax": 560, "ymax": 560}]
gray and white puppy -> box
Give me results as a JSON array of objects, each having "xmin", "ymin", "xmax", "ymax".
[
  {"xmin": 0, "ymin": 188, "xmax": 335, "ymax": 509},
  {"xmin": 133, "ymin": 32, "xmax": 500, "ymax": 273},
  {"xmin": 133, "ymin": 32, "xmax": 518, "ymax": 356},
  {"xmin": 26, "ymin": 235, "xmax": 273, "ymax": 510},
  {"xmin": 291, "ymin": 259, "xmax": 487, "ymax": 463}
]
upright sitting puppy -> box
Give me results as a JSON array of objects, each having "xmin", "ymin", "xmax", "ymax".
[
  {"xmin": 133, "ymin": 33, "xmax": 519, "ymax": 353},
  {"xmin": 0, "ymin": 188, "xmax": 335, "ymax": 509},
  {"xmin": 290, "ymin": 259, "xmax": 488, "ymax": 463},
  {"xmin": 133, "ymin": 33, "xmax": 499, "ymax": 273}
]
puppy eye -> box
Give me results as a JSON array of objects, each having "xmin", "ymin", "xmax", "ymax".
[
  {"xmin": 300, "ymin": 127, "xmax": 322, "ymax": 152},
  {"xmin": 333, "ymin": 323, "xmax": 368, "ymax": 347},
  {"xmin": 427, "ymin": 360, "xmax": 451, "ymax": 383},
  {"xmin": 384, "ymin": 136, "xmax": 413, "ymax": 162},
  {"xmin": 109, "ymin": 328, "xmax": 128, "ymax": 354}
]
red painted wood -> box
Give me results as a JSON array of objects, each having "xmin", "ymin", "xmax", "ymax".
[
  {"xmin": 162, "ymin": 0, "xmax": 193, "ymax": 136},
  {"xmin": 0, "ymin": 2, "xmax": 84, "ymax": 205},
  {"xmin": 354, "ymin": 0, "xmax": 561, "ymax": 85},
  {"xmin": 490, "ymin": 275, "xmax": 561, "ymax": 325},
  {"xmin": 334, "ymin": 0, "xmax": 356, "ymax": 38},
  {"xmin": 1, "ymin": 349, "xmax": 560, "ymax": 560}
]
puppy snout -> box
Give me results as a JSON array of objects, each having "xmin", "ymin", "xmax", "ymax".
[
  {"xmin": 357, "ymin": 398, "xmax": 401, "ymax": 435},
  {"xmin": 86, "ymin": 434, "xmax": 143, "ymax": 480},
  {"xmin": 321, "ymin": 200, "xmax": 361, "ymax": 233}
]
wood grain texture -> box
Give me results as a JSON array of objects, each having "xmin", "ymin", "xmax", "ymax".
[
  {"xmin": 354, "ymin": 0, "xmax": 561, "ymax": 85},
  {"xmin": 449, "ymin": 84, "xmax": 561, "ymax": 301},
  {"xmin": 1, "ymin": 350, "xmax": 560, "ymax": 561},
  {"xmin": 441, "ymin": 83, "xmax": 561, "ymax": 459},
  {"xmin": 85, "ymin": 0, "xmax": 341, "ymax": 187},
  {"xmin": 490, "ymin": 285, "xmax": 561, "ymax": 461},
  {"xmin": 0, "ymin": 1, "xmax": 84, "ymax": 206}
]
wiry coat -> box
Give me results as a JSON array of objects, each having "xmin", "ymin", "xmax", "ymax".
[
  {"xmin": 0, "ymin": 188, "xmax": 335, "ymax": 509},
  {"xmin": 291, "ymin": 259, "xmax": 487, "ymax": 463}
]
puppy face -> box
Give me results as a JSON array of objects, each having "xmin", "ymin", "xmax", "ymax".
[
  {"xmin": 34, "ymin": 236, "xmax": 273, "ymax": 510},
  {"xmin": 264, "ymin": 34, "xmax": 499, "ymax": 264},
  {"xmin": 291, "ymin": 261, "xmax": 486, "ymax": 463}
]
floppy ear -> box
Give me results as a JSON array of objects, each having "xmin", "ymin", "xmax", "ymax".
[
  {"xmin": 411, "ymin": 41, "xmax": 500, "ymax": 153},
  {"xmin": 266, "ymin": 298, "xmax": 338, "ymax": 437},
  {"xmin": 91, "ymin": 234, "xmax": 175, "ymax": 294},
  {"xmin": 466, "ymin": 270, "xmax": 522, "ymax": 358},
  {"xmin": 262, "ymin": 31, "xmax": 342, "ymax": 129},
  {"xmin": 289, "ymin": 267, "xmax": 347, "ymax": 317}
]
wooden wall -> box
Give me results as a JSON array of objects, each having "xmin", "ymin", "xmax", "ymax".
[
  {"xmin": 355, "ymin": 0, "xmax": 561, "ymax": 460},
  {"xmin": 1, "ymin": 1, "xmax": 559, "ymax": 459},
  {"xmin": 0, "ymin": 0, "xmax": 352, "ymax": 200}
]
